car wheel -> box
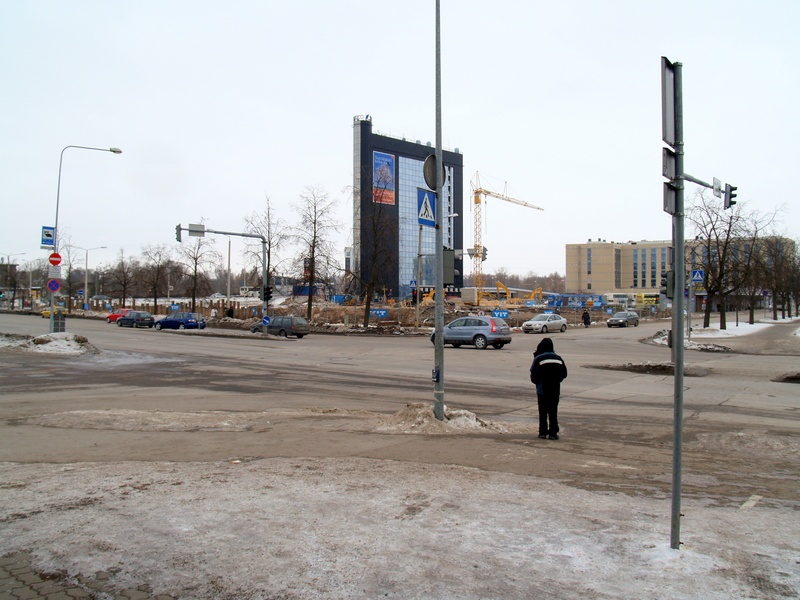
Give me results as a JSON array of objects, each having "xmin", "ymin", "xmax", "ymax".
[
  {"xmin": 430, "ymin": 334, "xmax": 435, "ymax": 345},
  {"xmin": 634, "ymin": 321, "xmax": 639, "ymax": 327},
  {"xmin": 473, "ymin": 335, "xmax": 488, "ymax": 350},
  {"xmin": 179, "ymin": 324, "xmax": 186, "ymax": 330},
  {"xmin": 493, "ymin": 342, "xmax": 505, "ymax": 349},
  {"xmin": 451, "ymin": 342, "xmax": 462, "ymax": 348},
  {"xmin": 278, "ymin": 330, "xmax": 287, "ymax": 337},
  {"xmin": 117, "ymin": 321, "xmax": 122, "ymax": 327},
  {"xmin": 542, "ymin": 326, "xmax": 548, "ymax": 333},
  {"xmin": 107, "ymin": 317, "xmax": 112, "ymax": 323},
  {"xmin": 296, "ymin": 334, "xmax": 305, "ymax": 339},
  {"xmin": 560, "ymin": 325, "xmax": 567, "ymax": 332},
  {"xmin": 155, "ymin": 322, "xmax": 162, "ymax": 330},
  {"xmin": 624, "ymin": 321, "xmax": 629, "ymax": 327}
]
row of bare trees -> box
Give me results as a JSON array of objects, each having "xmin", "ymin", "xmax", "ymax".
[
  {"xmin": 688, "ymin": 191, "xmax": 799, "ymax": 328},
  {"xmin": 7, "ymin": 186, "xmax": 344, "ymax": 317}
]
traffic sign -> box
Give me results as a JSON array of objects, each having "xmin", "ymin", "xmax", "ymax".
[
  {"xmin": 49, "ymin": 252, "xmax": 62, "ymax": 266},
  {"xmin": 417, "ymin": 189, "xmax": 436, "ymax": 227},
  {"xmin": 78, "ymin": 289, "xmax": 84, "ymax": 297},
  {"xmin": 41, "ymin": 226, "xmax": 55, "ymax": 248},
  {"xmin": 691, "ymin": 269, "xmax": 704, "ymax": 283},
  {"xmin": 47, "ymin": 279, "xmax": 61, "ymax": 293},
  {"xmin": 262, "ymin": 316, "xmax": 271, "ymax": 326}
]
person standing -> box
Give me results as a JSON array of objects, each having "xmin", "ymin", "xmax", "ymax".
[
  {"xmin": 582, "ymin": 309, "xmax": 591, "ymax": 327},
  {"xmin": 530, "ymin": 337, "xmax": 568, "ymax": 440}
]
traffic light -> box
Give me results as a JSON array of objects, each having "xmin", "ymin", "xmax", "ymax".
[
  {"xmin": 411, "ymin": 288, "xmax": 417, "ymax": 303},
  {"xmin": 262, "ymin": 285, "xmax": 273, "ymax": 301},
  {"xmin": 724, "ymin": 184, "xmax": 738, "ymax": 209},
  {"xmin": 660, "ymin": 270, "xmax": 675, "ymax": 299},
  {"xmin": 481, "ymin": 246, "xmax": 488, "ymax": 262},
  {"xmin": 175, "ymin": 225, "xmax": 182, "ymax": 242}
]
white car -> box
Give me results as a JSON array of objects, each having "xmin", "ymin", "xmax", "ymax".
[{"xmin": 522, "ymin": 313, "xmax": 568, "ymax": 334}]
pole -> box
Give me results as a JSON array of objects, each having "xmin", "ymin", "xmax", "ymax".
[
  {"xmin": 670, "ymin": 61, "xmax": 686, "ymax": 550},
  {"xmin": 84, "ymin": 248, "xmax": 89, "ymax": 310},
  {"xmin": 227, "ymin": 237, "xmax": 232, "ymax": 302},
  {"xmin": 415, "ymin": 224, "xmax": 422, "ymax": 328},
  {"xmin": 432, "ymin": 0, "xmax": 445, "ymax": 421}
]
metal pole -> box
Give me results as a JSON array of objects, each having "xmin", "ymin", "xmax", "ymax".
[
  {"xmin": 50, "ymin": 145, "xmax": 121, "ymax": 333},
  {"xmin": 433, "ymin": 0, "xmax": 445, "ymax": 421},
  {"xmin": 415, "ymin": 224, "xmax": 422, "ymax": 328},
  {"xmin": 227, "ymin": 237, "xmax": 232, "ymax": 302},
  {"xmin": 670, "ymin": 61, "xmax": 686, "ymax": 550}
]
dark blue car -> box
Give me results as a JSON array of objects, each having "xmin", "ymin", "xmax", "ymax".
[{"xmin": 155, "ymin": 311, "xmax": 207, "ymax": 331}]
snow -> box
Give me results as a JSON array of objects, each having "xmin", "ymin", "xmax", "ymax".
[{"xmin": 1, "ymin": 319, "xmax": 799, "ymax": 598}]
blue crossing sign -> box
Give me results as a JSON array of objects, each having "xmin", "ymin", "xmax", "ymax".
[
  {"xmin": 691, "ymin": 269, "xmax": 704, "ymax": 283},
  {"xmin": 417, "ymin": 188, "xmax": 436, "ymax": 227}
]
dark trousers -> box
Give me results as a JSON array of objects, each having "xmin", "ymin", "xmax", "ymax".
[{"xmin": 537, "ymin": 394, "xmax": 560, "ymax": 436}]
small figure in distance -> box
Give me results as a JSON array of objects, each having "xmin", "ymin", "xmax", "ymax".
[
  {"xmin": 530, "ymin": 337, "xmax": 568, "ymax": 440},
  {"xmin": 226, "ymin": 306, "xmax": 234, "ymax": 318},
  {"xmin": 582, "ymin": 309, "xmax": 591, "ymax": 327}
]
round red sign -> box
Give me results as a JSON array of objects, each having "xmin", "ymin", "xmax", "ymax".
[{"xmin": 48, "ymin": 252, "xmax": 62, "ymax": 266}]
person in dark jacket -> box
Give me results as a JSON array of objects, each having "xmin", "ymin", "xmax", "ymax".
[{"xmin": 530, "ymin": 337, "xmax": 568, "ymax": 440}]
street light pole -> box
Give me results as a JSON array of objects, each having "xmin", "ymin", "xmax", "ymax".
[
  {"xmin": 50, "ymin": 145, "xmax": 121, "ymax": 333},
  {"xmin": 74, "ymin": 246, "xmax": 106, "ymax": 310}
]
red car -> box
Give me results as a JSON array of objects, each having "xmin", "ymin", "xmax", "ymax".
[{"xmin": 106, "ymin": 308, "xmax": 133, "ymax": 323}]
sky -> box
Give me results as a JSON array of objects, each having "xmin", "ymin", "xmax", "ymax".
[{"xmin": 1, "ymin": 1, "xmax": 798, "ymax": 282}]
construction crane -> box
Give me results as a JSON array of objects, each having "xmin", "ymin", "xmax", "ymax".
[{"xmin": 471, "ymin": 172, "xmax": 544, "ymax": 305}]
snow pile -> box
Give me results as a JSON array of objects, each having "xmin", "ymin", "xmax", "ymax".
[
  {"xmin": 650, "ymin": 330, "xmax": 731, "ymax": 352},
  {"xmin": 376, "ymin": 402, "xmax": 525, "ymax": 434},
  {"xmin": 0, "ymin": 332, "xmax": 97, "ymax": 356}
]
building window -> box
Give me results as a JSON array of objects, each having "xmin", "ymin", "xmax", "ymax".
[
  {"xmin": 650, "ymin": 248, "xmax": 657, "ymax": 288},
  {"xmin": 587, "ymin": 248, "xmax": 592, "ymax": 275},
  {"xmin": 632, "ymin": 249, "xmax": 638, "ymax": 288}
]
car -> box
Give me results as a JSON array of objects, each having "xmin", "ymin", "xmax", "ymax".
[
  {"xmin": 251, "ymin": 315, "xmax": 310, "ymax": 338},
  {"xmin": 522, "ymin": 313, "xmax": 568, "ymax": 334},
  {"xmin": 40, "ymin": 306, "xmax": 66, "ymax": 318},
  {"xmin": 430, "ymin": 315, "xmax": 512, "ymax": 349},
  {"xmin": 209, "ymin": 293, "xmax": 226, "ymax": 299},
  {"xmin": 155, "ymin": 311, "xmax": 207, "ymax": 330},
  {"xmin": 107, "ymin": 308, "xmax": 133, "ymax": 323},
  {"xmin": 607, "ymin": 311, "xmax": 640, "ymax": 327},
  {"xmin": 117, "ymin": 311, "xmax": 155, "ymax": 328}
]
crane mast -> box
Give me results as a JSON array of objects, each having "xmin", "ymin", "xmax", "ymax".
[{"xmin": 471, "ymin": 173, "xmax": 544, "ymax": 305}]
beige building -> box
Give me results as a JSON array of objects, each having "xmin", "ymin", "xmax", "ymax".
[{"xmin": 566, "ymin": 239, "xmax": 673, "ymax": 295}]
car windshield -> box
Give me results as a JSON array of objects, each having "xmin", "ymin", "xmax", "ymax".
[
  {"xmin": 532, "ymin": 315, "xmax": 550, "ymax": 321},
  {"xmin": 292, "ymin": 317, "xmax": 309, "ymax": 325},
  {"xmin": 612, "ymin": 312, "xmax": 628, "ymax": 318}
]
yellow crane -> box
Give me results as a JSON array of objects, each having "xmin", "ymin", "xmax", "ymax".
[{"xmin": 471, "ymin": 173, "xmax": 544, "ymax": 305}]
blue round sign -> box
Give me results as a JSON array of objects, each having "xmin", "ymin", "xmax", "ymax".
[{"xmin": 262, "ymin": 316, "xmax": 271, "ymax": 326}]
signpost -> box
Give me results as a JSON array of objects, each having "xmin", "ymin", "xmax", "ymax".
[{"xmin": 49, "ymin": 252, "xmax": 62, "ymax": 266}]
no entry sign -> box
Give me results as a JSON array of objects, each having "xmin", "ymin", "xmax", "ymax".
[{"xmin": 48, "ymin": 252, "xmax": 62, "ymax": 266}]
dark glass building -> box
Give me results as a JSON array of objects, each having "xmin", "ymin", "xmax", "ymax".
[{"xmin": 351, "ymin": 116, "xmax": 464, "ymax": 301}]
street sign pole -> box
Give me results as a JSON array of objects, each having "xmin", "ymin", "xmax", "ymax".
[{"xmin": 663, "ymin": 56, "xmax": 686, "ymax": 550}]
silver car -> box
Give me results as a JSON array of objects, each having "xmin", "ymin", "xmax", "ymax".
[
  {"xmin": 607, "ymin": 311, "xmax": 640, "ymax": 327},
  {"xmin": 522, "ymin": 313, "xmax": 568, "ymax": 334},
  {"xmin": 431, "ymin": 315, "xmax": 512, "ymax": 349}
]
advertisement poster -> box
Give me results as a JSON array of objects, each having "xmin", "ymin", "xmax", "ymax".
[{"xmin": 372, "ymin": 151, "xmax": 395, "ymax": 205}]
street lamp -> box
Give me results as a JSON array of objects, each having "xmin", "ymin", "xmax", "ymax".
[
  {"xmin": 50, "ymin": 145, "xmax": 121, "ymax": 333},
  {"xmin": 73, "ymin": 245, "xmax": 107, "ymax": 310}
]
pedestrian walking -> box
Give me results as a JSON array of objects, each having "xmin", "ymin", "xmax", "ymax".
[
  {"xmin": 530, "ymin": 337, "xmax": 568, "ymax": 440},
  {"xmin": 582, "ymin": 309, "xmax": 591, "ymax": 327}
]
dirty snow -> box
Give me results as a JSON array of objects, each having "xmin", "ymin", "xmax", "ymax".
[{"xmin": 0, "ymin": 332, "xmax": 97, "ymax": 355}]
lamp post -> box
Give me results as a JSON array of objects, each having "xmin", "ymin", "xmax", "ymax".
[
  {"xmin": 74, "ymin": 245, "xmax": 106, "ymax": 310},
  {"xmin": 50, "ymin": 145, "xmax": 122, "ymax": 333}
]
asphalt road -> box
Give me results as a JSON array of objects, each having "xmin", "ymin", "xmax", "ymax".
[{"xmin": 1, "ymin": 312, "xmax": 798, "ymax": 505}]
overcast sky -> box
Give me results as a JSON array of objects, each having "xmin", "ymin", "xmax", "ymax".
[{"xmin": 1, "ymin": 1, "xmax": 798, "ymax": 282}]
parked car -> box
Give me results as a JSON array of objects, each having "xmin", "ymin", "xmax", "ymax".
[
  {"xmin": 522, "ymin": 313, "xmax": 568, "ymax": 334},
  {"xmin": 155, "ymin": 312, "xmax": 207, "ymax": 330},
  {"xmin": 251, "ymin": 315, "xmax": 310, "ymax": 338},
  {"xmin": 607, "ymin": 311, "xmax": 640, "ymax": 327},
  {"xmin": 117, "ymin": 311, "xmax": 155, "ymax": 328},
  {"xmin": 430, "ymin": 315, "xmax": 512, "ymax": 349},
  {"xmin": 107, "ymin": 308, "xmax": 133, "ymax": 323},
  {"xmin": 40, "ymin": 306, "xmax": 66, "ymax": 318}
]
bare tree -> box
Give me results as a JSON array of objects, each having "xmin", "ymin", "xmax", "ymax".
[
  {"xmin": 244, "ymin": 195, "xmax": 291, "ymax": 294},
  {"xmin": 140, "ymin": 245, "xmax": 175, "ymax": 315},
  {"xmin": 107, "ymin": 250, "xmax": 140, "ymax": 308},
  {"xmin": 292, "ymin": 186, "xmax": 341, "ymax": 320},
  {"xmin": 759, "ymin": 235, "xmax": 797, "ymax": 320},
  {"xmin": 688, "ymin": 191, "xmax": 772, "ymax": 329},
  {"xmin": 176, "ymin": 235, "xmax": 220, "ymax": 312}
]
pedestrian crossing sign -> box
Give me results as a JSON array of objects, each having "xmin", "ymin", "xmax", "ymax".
[{"xmin": 417, "ymin": 188, "xmax": 436, "ymax": 227}]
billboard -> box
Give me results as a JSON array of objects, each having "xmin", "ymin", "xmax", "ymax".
[{"xmin": 372, "ymin": 151, "xmax": 395, "ymax": 205}]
